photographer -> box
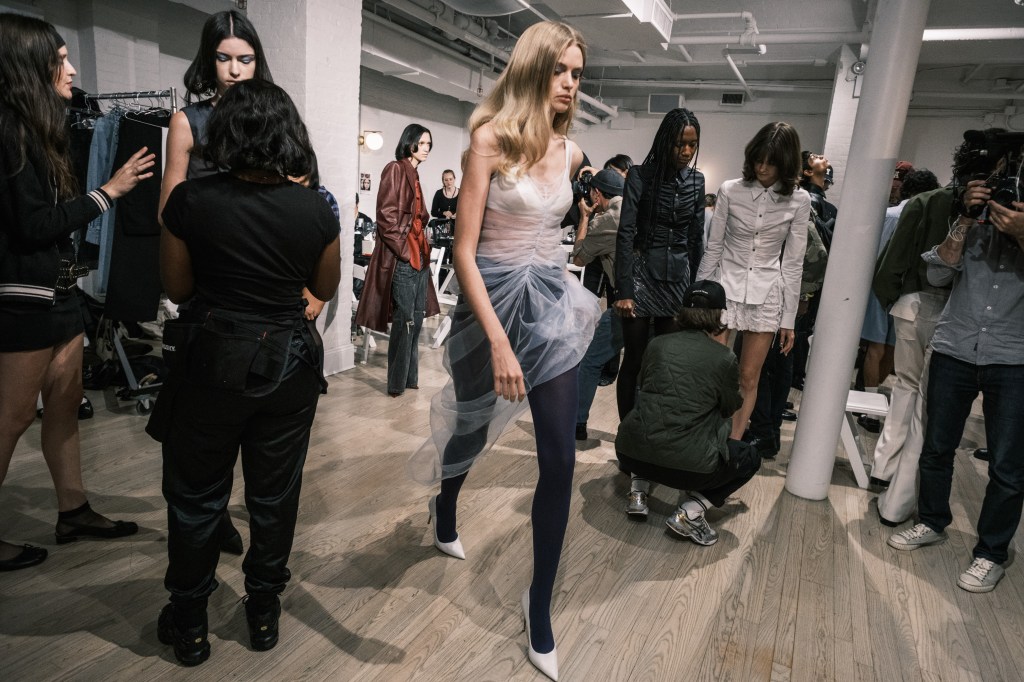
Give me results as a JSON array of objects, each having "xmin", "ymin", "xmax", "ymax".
[
  {"xmin": 572, "ymin": 169, "xmax": 623, "ymax": 298},
  {"xmin": 571, "ymin": 170, "xmax": 625, "ymax": 441},
  {"xmin": 887, "ymin": 172, "xmax": 1024, "ymax": 594}
]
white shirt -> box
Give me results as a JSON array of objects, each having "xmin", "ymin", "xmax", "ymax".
[{"xmin": 697, "ymin": 178, "xmax": 810, "ymax": 328}]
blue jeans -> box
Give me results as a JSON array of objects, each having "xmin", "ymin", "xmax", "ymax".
[
  {"xmin": 918, "ymin": 352, "xmax": 1024, "ymax": 564},
  {"xmin": 576, "ymin": 309, "xmax": 623, "ymax": 424},
  {"xmin": 387, "ymin": 261, "xmax": 429, "ymax": 394}
]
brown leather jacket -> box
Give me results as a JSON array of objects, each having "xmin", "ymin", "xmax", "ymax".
[{"xmin": 355, "ymin": 158, "xmax": 440, "ymax": 332}]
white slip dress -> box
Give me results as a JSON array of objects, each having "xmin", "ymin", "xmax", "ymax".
[{"xmin": 408, "ymin": 140, "xmax": 600, "ymax": 485}]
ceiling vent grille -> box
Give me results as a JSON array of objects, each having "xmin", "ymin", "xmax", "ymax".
[{"xmin": 720, "ymin": 92, "xmax": 745, "ymax": 106}]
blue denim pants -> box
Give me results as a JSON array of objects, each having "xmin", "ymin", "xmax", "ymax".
[
  {"xmin": 388, "ymin": 261, "xmax": 429, "ymax": 394},
  {"xmin": 917, "ymin": 352, "xmax": 1024, "ymax": 563},
  {"xmin": 576, "ymin": 309, "xmax": 623, "ymax": 424}
]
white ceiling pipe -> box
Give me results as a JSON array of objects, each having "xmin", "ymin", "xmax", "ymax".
[
  {"xmin": 585, "ymin": 79, "xmax": 831, "ymax": 93},
  {"xmin": 578, "ymin": 91, "xmax": 618, "ymax": 118},
  {"xmin": 667, "ymin": 32, "xmax": 868, "ymax": 46},
  {"xmin": 675, "ymin": 45, "xmax": 694, "ymax": 62},
  {"xmin": 723, "ymin": 51, "xmax": 757, "ymax": 101},
  {"xmin": 667, "ymin": 27, "xmax": 1024, "ymax": 47},
  {"xmin": 915, "ymin": 90, "xmax": 1024, "ymax": 100},
  {"xmin": 575, "ymin": 108, "xmax": 601, "ymax": 124}
]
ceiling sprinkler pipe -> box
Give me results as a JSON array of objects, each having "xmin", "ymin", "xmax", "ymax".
[{"xmin": 723, "ymin": 51, "xmax": 757, "ymax": 101}]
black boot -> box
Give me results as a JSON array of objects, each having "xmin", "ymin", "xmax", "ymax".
[
  {"xmin": 219, "ymin": 512, "xmax": 243, "ymax": 555},
  {"xmin": 157, "ymin": 604, "xmax": 210, "ymax": 666},
  {"xmin": 244, "ymin": 594, "xmax": 281, "ymax": 651}
]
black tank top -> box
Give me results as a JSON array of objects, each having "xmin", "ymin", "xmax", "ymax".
[{"xmin": 182, "ymin": 100, "xmax": 219, "ymax": 180}]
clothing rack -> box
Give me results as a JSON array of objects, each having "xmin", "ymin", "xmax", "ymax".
[{"xmin": 86, "ymin": 87, "xmax": 178, "ymax": 113}]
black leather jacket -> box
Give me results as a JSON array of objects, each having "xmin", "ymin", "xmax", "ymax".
[{"xmin": 615, "ymin": 164, "xmax": 705, "ymax": 300}]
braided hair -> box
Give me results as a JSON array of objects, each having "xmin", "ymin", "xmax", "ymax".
[{"xmin": 639, "ymin": 108, "xmax": 702, "ymax": 229}]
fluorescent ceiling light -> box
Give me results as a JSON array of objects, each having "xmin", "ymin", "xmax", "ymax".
[{"xmin": 923, "ymin": 27, "xmax": 1024, "ymax": 41}]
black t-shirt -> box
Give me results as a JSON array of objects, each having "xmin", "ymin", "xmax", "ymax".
[{"xmin": 162, "ymin": 174, "xmax": 340, "ymax": 321}]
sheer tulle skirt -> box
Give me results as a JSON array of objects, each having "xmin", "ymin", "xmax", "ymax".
[{"xmin": 407, "ymin": 249, "xmax": 600, "ymax": 485}]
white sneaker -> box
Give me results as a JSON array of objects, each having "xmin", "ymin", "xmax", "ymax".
[
  {"xmin": 957, "ymin": 557, "xmax": 1005, "ymax": 593},
  {"xmin": 626, "ymin": 491, "xmax": 648, "ymax": 519},
  {"xmin": 887, "ymin": 523, "xmax": 947, "ymax": 551}
]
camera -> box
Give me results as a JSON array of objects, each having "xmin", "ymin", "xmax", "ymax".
[
  {"xmin": 572, "ymin": 169, "xmax": 594, "ymax": 205},
  {"xmin": 954, "ymin": 129, "xmax": 1024, "ymax": 218}
]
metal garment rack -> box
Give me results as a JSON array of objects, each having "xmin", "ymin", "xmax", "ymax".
[
  {"xmin": 83, "ymin": 88, "xmax": 178, "ymax": 413},
  {"xmin": 86, "ymin": 87, "xmax": 178, "ymax": 113}
]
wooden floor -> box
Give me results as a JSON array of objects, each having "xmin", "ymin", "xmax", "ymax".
[{"xmin": 1, "ymin": 320, "xmax": 1021, "ymax": 682}]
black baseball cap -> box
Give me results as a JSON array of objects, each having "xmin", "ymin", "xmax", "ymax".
[
  {"xmin": 591, "ymin": 169, "xmax": 624, "ymax": 197},
  {"xmin": 683, "ymin": 280, "xmax": 727, "ymax": 310}
]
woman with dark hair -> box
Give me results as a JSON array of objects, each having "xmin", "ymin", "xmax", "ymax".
[
  {"xmin": 159, "ymin": 9, "xmax": 272, "ymax": 555},
  {"xmin": 0, "ymin": 13, "xmax": 152, "ymax": 571},
  {"xmin": 407, "ymin": 21, "xmax": 599, "ymax": 680},
  {"xmin": 697, "ymin": 121, "xmax": 809, "ymax": 441},
  {"xmin": 603, "ymin": 153, "xmax": 633, "ymax": 177},
  {"xmin": 613, "ymin": 108, "xmax": 705, "ymax": 419},
  {"xmin": 616, "ymin": 280, "xmax": 760, "ymax": 545},
  {"xmin": 355, "ymin": 122, "xmax": 441, "ymax": 397},
  {"xmin": 159, "ymin": 10, "xmax": 272, "ymax": 213},
  {"xmin": 152, "ymin": 79, "xmax": 340, "ymax": 666}
]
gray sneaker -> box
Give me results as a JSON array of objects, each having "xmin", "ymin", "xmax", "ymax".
[
  {"xmin": 887, "ymin": 523, "xmax": 947, "ymax": 550},
  {"xmin": 626, "ymin": 491, "xmax": 648, "ymax": 518},
  {"xmin": 957, "ymin": 557, "xmax": 1005, "ymax": 593},
  {"xmin": 666, "ymin": 509, "xmax": 719, "ymax": 546}
]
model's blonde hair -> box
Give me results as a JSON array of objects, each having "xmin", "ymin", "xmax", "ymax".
[{"xmin": 467, "ymin": 21, "xmax": 585, "ymax": 177}]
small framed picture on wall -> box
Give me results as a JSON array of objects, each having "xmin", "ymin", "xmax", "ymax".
[{"xmin": 360, "ymin": 173, "xmax": 371, "ymax": 191}]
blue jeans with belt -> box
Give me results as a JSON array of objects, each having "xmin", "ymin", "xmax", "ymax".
[
  {"xmin": 917, "ymin": 351, "xmax": 1024, "ymax": 564},
  {"xmin": 388, "ymin": 260, "xmax": 429, "ymax": 394}
]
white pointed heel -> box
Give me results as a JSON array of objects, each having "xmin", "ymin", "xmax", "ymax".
[
  {"xmin": 521, "ymin": 589, "xmax": 558, "ymax": 681},
  {"xmin": 427, "ymin": 495, "xmax": 465, "ymax": 560}
]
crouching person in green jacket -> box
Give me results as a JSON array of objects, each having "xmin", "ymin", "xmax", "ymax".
[{"xmin": 615, "ymin": 280, "xmax": 761, "ymax": 546}]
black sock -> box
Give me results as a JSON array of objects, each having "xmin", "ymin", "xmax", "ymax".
[{"xmin": 58, "ymin": 501, "xmax": 91, "ymax": 520}]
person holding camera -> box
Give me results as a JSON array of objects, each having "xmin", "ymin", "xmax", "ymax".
[
  {"xmin": 571, "ymin": 170, "xmax": 625, "ymax": 441},
  {"xmin": 887, "ymin": 175, "xmax": 1024, "ymax": 594},
  {"xmin": 614, "ymin": 108, "xmax": 705, "ymax": 420}
]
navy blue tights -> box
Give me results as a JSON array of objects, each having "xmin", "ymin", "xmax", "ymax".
[{"xmin": 434, "ymin": 366, "xmax": 578, "ymax": 654}]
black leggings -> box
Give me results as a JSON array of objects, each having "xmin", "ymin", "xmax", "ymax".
[
  {"xmin": 616, "ymin": 315, "xmax": 676, "ymax": 419},
  {"xmin": 435, "ymin": 366, "xmax": 578, "ymax": 654}
]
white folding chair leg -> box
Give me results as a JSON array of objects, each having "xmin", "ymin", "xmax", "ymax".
[
  {"xmin": 840, "ymin": 412, "xmax": 870, "ymax": 489},
  {"xmin": 432, "ymin": 315, "xmax": 453, "ymax": 349}
]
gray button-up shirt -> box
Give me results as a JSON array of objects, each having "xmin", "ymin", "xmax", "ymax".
[{"xmin": 924, "ymin": 223, "xmax": 1024, "ymax": 366}]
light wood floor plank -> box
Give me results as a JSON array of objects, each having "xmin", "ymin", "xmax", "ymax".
[{"xmin": 2, "ymin": 333, "xmax": 1021, "ymax": 681}]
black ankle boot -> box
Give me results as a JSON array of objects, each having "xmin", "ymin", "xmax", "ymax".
[
  {"xmin": 244, "ymin": 594, "xmax": 281, "ymax": 651},
  {"xmin": 157, "ymin": 604, "xmax": 210, "ymax": 666}
]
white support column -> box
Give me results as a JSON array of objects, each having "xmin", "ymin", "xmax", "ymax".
[
  {"xmin": 785, "ymin": 0, "xmax": 931, "ymax": 501},
  {"xmin": 821, "ymin": 44, "xmax": 861, "ymax": 208},
  {"xmin": 249, "ymin": 0, "xmax": 361, "ymax": 374}
]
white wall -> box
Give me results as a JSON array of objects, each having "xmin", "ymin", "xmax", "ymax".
[
  {"xmin": 900, "ymin": 114, "xmax": 991, "ymax": 187},
  {"xmin": 573, "ymin": 111, "xmax": 828, "ymax": 197},
  {"xmin": 358, "ymin": 68, "xmax": 472, "ymax": 219}
]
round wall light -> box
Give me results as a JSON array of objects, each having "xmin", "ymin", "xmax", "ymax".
[{"xmin": 360, "ymin": 131, "xmax": 384, "ymax": 151}]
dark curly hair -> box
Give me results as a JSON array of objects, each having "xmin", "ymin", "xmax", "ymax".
[
  {"xmin": 742, "ymin": 122, "xmax": 802, "ymax": 196},
  {"xmin": 183, "ymin": 10, "xmax": 272, "ymax": 104},
  {"xmin": 899, "ymin": 168, "xmax": 939, "ymax": 200},
  {"xmin": 201, "ymin": 79, "xmax": 315, "ymax": 178}
]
